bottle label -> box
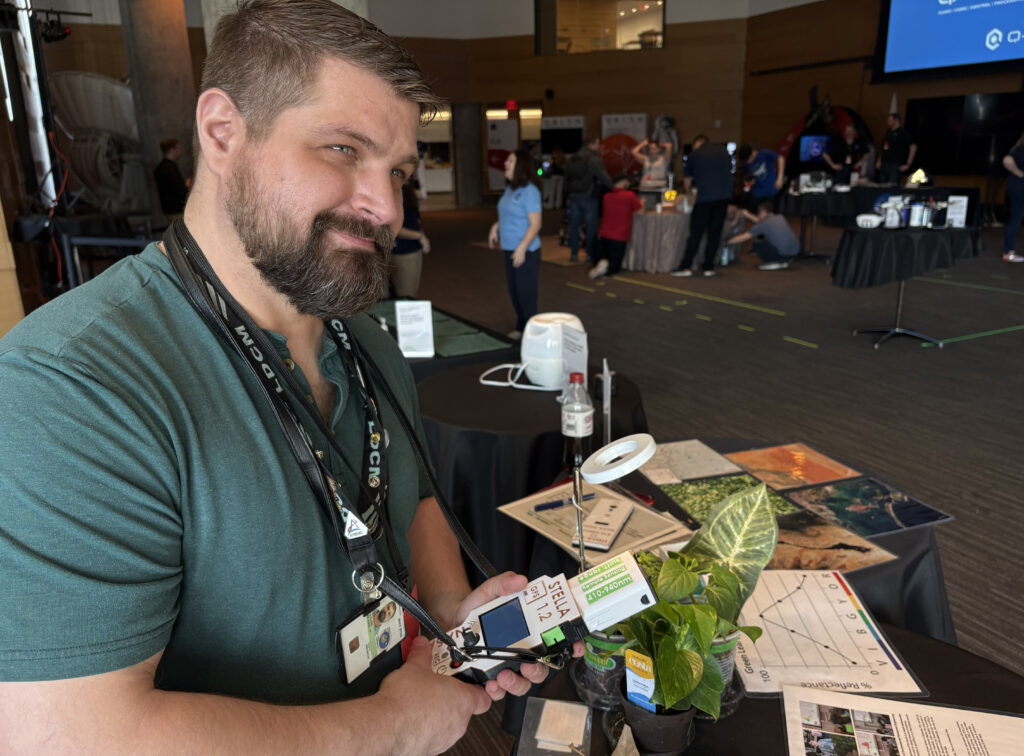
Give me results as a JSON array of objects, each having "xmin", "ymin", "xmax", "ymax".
[{"xmin": 561, "ymin": 407, "xmax": 594, "ymax": 438}]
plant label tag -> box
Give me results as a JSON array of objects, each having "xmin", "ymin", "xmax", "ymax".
[{"xmin": 624, "ymin": 649, "xmax": 657, "ymax": 712}]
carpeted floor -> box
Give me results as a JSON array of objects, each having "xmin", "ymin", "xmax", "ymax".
[{"xmin": 417, "ymin": 206, "xmax": 1024, "ymax": 695}]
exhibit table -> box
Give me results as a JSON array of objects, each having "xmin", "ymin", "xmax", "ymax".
[
  {"xmin": 367, "ymin": 300, "xmax": 519, "ymax": 382},
  {"xmin": 522, "ymin": 437, "xmax": 955, "ymax": 645},
  {"xmin": 417, "ymin": 363, "xmax": 648, "ymax": 578},
  {"xmin": 623, "ymin": 208, "xmax": 689, "ymax": 274},
  {"xmin": 831, "ymin": 226, "xmax": 979, "ymax": 348},
  {"xmin": 529, "ymin": 623, "xmax": 1024, "ymax": 756}
]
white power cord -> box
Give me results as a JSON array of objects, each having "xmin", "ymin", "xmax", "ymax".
[{"xmin": 478, "ymin": 363, "xmax": 561, "ymax": 392}]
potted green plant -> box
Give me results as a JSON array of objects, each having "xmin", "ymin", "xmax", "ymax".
[{"xmin": 610, "ymin": 484, "xmax": 778, "ymax": 753}]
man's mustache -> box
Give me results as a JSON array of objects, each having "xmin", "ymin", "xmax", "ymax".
[{"xmin": 314, "ymin": 211, "xmax": 395, "ymax": 254}]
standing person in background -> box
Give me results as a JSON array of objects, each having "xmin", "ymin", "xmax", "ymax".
[
  {"xmin": 489, "ymin": 150, "xmax": 542, "ymax": 339},
  {"xmin": 589, "ymin": 173, "xmax": 641, "ymax": 279},
  {"xmin": 153, "ymin": 137, "xmax": 191, "ymax": 217},
  {"xmin": 632, "ymin": 139, "xmax": 670, "ymax": 187},
  {"xmin": 564, "ymin": 136, "xmax": 613, "ymax": 263},
  {"xmin": 673, "ymin": 134, "xmax": 733, "ymax": 278},
  {"xmin": 391, "ymin": 181, "xmax": 430, "ymax": 297},
  {"xmin": 823, "ymin": 124, "xmax": 866, "ymax": 185},
  {"xmin": 876, "ymin": 113, "xmax": 916, "ymax": 185},
  {"xmin": 737, "ymin": 143, "xmax": 785, "ymax": 211},
  {"xmin": 1002, "ymin": 130, "xmax": 1024, "ymax": 263}
]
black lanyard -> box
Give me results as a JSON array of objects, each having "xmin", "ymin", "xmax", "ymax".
[{"xmin": 161, "ymin": 220, "xmax": 467, "ymax": 651}]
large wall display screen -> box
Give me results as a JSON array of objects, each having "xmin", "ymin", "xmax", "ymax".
[{"xmin": 880, "ymin": 0, "xmax": 1024, "ymax": 77}]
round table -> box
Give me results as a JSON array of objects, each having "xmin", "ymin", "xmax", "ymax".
[{"xmin": 624, "ymin": 209, "xmax": 690, "ymax": 273}]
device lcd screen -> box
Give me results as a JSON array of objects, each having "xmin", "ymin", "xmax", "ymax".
[{"xmin": 479, "ymin": 598, "xmax": 531, "ymax": 649}]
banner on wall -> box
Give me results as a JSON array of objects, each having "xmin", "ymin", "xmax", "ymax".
[
  {"xmin": 601, "ymin": 113, "xmax": 647, "ymax": 142},
  {"xmin": 486, "ymin": 120, "xmax": 519, "ymax": 191},
  {"xmin": 540, "ymin": 115, "xmax": 585, "ymax": 131}
]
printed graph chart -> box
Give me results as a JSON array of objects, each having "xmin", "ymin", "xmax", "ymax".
[{"xmin": 736, "ymin": 570, "xmax": 923, "ymax": 696}]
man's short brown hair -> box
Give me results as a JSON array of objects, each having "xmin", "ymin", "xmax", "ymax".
[{"xmin": 200, "ymin": 0, "xmax": 442, "ymax": 143}]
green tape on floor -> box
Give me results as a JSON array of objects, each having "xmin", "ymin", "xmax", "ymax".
[
  {"xmin": 674, "ymin": 299, "xmax": 688, "ymax": 306},
  {"xmin": 567, "ymin": 282, "xmax": 596, "ymax": 293},
  {"xmin": 914, "ymin": 277, "xmax": 1024, "ymax": 296},
  {"xmin": 783, "ymin": 336, "xmax": 818, "ymax": 349},
  {"xmin": 696, "ymin": 314, "xmax": 712, "ymax": 322},
  {"xmin": 615, "ymin": 276, "xmax": 786, "ymax": 316},
  {"xmin": 606, "ymin": 292, "xmax": 618, "ymax": 298},
  {"xmin": 738, "ymin": 325, "xmax": 755, "ymax": 332},
  {"xmin": 633, "ymin": 298, "xmax": 645, "ymax": 305},
  {"xmin": 921, "ymin": 323, "xmax": 1024, "ymax": 347},
  {"xmin": 659, "ymin": 305, "xmax": 673, "ymax": 312}
]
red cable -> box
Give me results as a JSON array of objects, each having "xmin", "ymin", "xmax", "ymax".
[{"xmin": 49, "ymin": 234, "xmax": 63, "ymax": 287}]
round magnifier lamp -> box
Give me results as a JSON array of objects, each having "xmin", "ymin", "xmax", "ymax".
[{"xmin": 572, "ymin": 433, "xmax": 656, "ymax": 570}]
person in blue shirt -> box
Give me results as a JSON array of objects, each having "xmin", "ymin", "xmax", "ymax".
[
  {"xmin": 737, "ymin": 143, "xmax": 785, "ymax": 210},
  {"xmin": 488, "ymin": 150, "xmax": 543, "ymax": 338}
]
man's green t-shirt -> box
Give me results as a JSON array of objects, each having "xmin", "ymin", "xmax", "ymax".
[{"xmin": 0, "ymin": 244, "xmax": 431, "ymax": 703}]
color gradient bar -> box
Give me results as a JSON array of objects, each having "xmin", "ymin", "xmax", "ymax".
[{"xmin": 832, "ymin": 572, "xmax": 902, "ymax": 670}]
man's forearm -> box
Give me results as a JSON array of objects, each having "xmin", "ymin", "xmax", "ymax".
[
  {"xmin": 408, "ymin": 497, "xmax": 472, "ymax": 628},
  {"xmin": 2, "ymin": 666, "xmax": 407, "ymax": 756}
]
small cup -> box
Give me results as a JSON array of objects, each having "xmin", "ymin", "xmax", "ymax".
[{"xmin": 655, "ymin": 203, "xmax": 663, "ymax": 214}]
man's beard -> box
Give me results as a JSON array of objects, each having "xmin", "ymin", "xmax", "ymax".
[{"xmin": 225, "ymin": 164, "xmax": 395, "ymax": 320}]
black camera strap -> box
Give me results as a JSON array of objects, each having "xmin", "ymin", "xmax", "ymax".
[{"xmin": 162, "ymin": 220, "xmax": 466, "ymax": 652}]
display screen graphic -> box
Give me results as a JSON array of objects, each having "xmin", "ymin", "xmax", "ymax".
[
  {"xmin": 799, "ymin": 136, "xmax": 831, "ymax": 162},
  {"xmin": 883, "ymin": 0, "xmax": 1024, "ymax": 74},
  {"xmin": 479, "ymin": 598, "xmax": 530, "ymax": 649}
]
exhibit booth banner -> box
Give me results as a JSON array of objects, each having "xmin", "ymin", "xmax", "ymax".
[
  {"xmin": 487, "ymin": 120, "xmax": 519, "ymax": 191},
  {"xmin": 601, "ymin": 113, "xmax": 646, "ymax": 142}
]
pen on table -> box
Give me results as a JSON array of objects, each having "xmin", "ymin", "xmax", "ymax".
[{"xmin": 534, "ymin": 493, "xmax": 596, "ymax": 512}]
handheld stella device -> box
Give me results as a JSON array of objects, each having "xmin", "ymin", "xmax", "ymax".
[
  {"xmin": 430, "ymin": 549, "xmax": 655, "ymax": 681},
  {"xmin": 430, "ymin": 433, "xmax": 659, "ymax": 682}
]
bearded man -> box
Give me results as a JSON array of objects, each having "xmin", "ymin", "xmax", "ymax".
[{"xmin": 0, "ymin": 2, "xmax": 561, "ymax": 753}]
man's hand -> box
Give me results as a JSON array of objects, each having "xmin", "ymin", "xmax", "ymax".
[
  {"xmin": 899, "ymin": 164, "xmax": 909, "ymax": 172},
  {"xmin": 511, "ymin": 247, "xmax": 527, "ymax": 268},
  {"xmin": 377, "ymin": 636, "xmax": 492, "ymax": 755},
  {"xmin": 453, "ymin": 572, "xmax": 583, "ymax": 700},
  {"xmin": 774, "ymin": 175, "xmax": 784, "ymax": 190},
  {"xmin": 421, "ymin": 234, "xmax": 431, "ymax": 254}
]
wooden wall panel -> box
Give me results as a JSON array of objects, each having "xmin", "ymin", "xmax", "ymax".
[
  {"xmin": 403, "ymin": 18, "xmax": 748, "ymax": 144},
  {"xmin": 41, "ymin": 23, "xmax": 128, "ymax": 80}
]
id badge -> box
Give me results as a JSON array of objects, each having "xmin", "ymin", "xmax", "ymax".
[{"xmin": 335, "ymin": 597, "xmax": 406, "ymax": 684}]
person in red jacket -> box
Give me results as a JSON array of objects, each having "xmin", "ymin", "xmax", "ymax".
[{"xmin": 589, "ymin": 173, "xmax": 642, "ymax": 279}]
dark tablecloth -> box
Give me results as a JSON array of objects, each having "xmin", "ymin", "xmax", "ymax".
[
  {"xmin": 532, "ymin": 623, "xmax": 1024, "ymax": 756},
  {"xmin": 779, "ymin": 186, "xmax": 981, "ymax": 227},
  {"xmin": 417, "ymin": 363, "xmax": 648, "ymax": 579},
  {"xmin": 778, "ymin": 190, "xmax": 854, "ymax": 223},
  {"xmin": 831, "ymin": 226, "xmax": 979, "ymax": 289}
]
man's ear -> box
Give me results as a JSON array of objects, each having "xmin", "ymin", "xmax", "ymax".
[{"xmin": 195, "ymin": 88, "xmax": 245, "ymax": 178}]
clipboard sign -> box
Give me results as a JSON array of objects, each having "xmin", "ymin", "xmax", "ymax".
[{"xmin": 394, "ymin": 300, "xmax": 434, "ymax": 358}]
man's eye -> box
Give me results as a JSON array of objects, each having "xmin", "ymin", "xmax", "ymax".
[
  {"xmin": 392, "ymin": 168, "xmax": 408, "ymax": 181},
  {"xmin": 331, "ymin": 145, "xmax": 355, "ymax": 155}
]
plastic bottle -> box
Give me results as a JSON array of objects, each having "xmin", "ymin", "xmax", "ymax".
[{"xmin": 561, "ymin": 372, "xmax": 594, "ymax": 472}]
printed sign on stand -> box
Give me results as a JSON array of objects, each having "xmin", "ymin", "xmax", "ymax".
[{"xmin": 395, "ymin": 300, "xmax": 434, "ymax": 358}]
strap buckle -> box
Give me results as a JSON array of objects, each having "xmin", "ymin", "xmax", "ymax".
[{"xmin": 352, "ymin": 563, "xmax": 384, "ymax": 603}]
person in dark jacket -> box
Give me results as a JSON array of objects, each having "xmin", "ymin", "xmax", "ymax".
[
  {"xmin": 153, "ymin": 137, "xmax": 190, "ymax": 216},
  {"xmin": 563, "ymin": 136, "xmax": 613, "ymax": 263}
]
